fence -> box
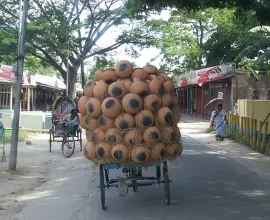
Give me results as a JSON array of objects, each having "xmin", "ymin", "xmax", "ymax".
[{"xmin": 226, "ymin": 114, "xmax": 270, "ymax": 155}]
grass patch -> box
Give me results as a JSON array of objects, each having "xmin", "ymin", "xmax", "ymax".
[
  {"xmin": 206, "ymin": 128, "xmax": 216, "ymax": 134},
  {"xmin": 0, "ymin": 130, "xmax": 29, "ymax": 143}
]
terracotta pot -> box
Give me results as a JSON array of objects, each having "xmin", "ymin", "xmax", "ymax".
[
  {"xmin": 117, "ymin": 78, "xmax": 132, "ymax": 85},
  {"xmin": 84, "ymin": 142, "xmax": 96, "ymax": 160},
  {"xmin": 133, "ymin": 77, "xmax": 141, "ymax": 82},
  {"xmin": 160, "ymin": 73, "xmax": 171, "ymax": 81},
  {"xmin": 115, "ymin": 60, "xmax": 133, "ymax": 78},
  {"xmin": 164, "ymin": 81, "xmax": 175, "ymax": 93},
  {"xmin": 149, "ymin": 78, "xmax": 164, "ymax": 96},
  {"xmin": 114, "ymin": 113, "xmax": 135, "ymax": 130},
  {"xmin": 86, "ymin": 97, "xmax": 102, "ymax": 117},
  {"xmin": 131, "ymin": 68, "xmax": 148, "ymax": 81},
  {"xmin": 157, "ymin": 75, "xmax": 165, "ymax": 83},
  {"xmin": 143, "ymin": 65, "xmax": 158, "ymax": 75},
  {"xmin": 135, "ymin": 110, "xmax": 154, "ymax": 128},
  {"xmin": 143, "ymin": 127, "xmax": 161, "ymax": 145},
  {"xmin": 148, "ymin": 74, "xmax": 157, "ymax": 80},
  {"xmin": 83, "ymin": 80, "xmax": 95, "ymax": 97},
  {"xmin": 86, "ymin": 130, "xmax": 93, "ymax": 142},
  {"xmin": 125, "ymin": 81, "xmax": 132, "ymax": 93},
  {"xmin": 102, "ymin": 68, "xmax": 118, "ymax": 84},
  {"xmin": 172, "ymin": 94, "xmax": 178, "ymax": 106},
  {"xmin": 98, "ymin": 114, "xmax": 114, "ymax": 130},
  {"xmin": 172, "ymin": 110, "xmax": 181, "ymax": 123},
  {"xmin": 93, "ymin": 80, "xmax": 108, "ymax": 98},
  {"xmin": 161, "ymin": 93, "xmax": 175, "ymax": 110},
  {"xmin": 101, "ymin": 97, "xmax": 122, "ymax": 118},
  {"xmin": 95, "ymin": 70, "xmax": 104, "ymax": 81},
  {"xmin": 84, "ymin": 115, "xmax": 98, "ymax": 130},
  {"xmin": 122, "ymin": 93, "xmax": 143, "ymax": 114},
  {"xmin": 131, "ymin": 145, "xmax": 150, "ymax": 164},
  {"xmin": 166, "ymin": 143, "xmax": 183, "ymax": 158},
  {"xmin": 92, "ymin": 127, "xmax": 105, "ymax": 144},
  {"xmin": 111, "ymin": 144, "xmax": 129, "ymax": 162},
  {"xmin": 161, "ymin": 126, "xmax": 176, "ymax": 143},
  {"xmin": 95, "ymin": 142, "xmax": 111, "ymax": 160},
  {"xmin": 144, "ymin": 94, "xmax": 161, "ymax": 113},
  {"xmin": 79, "ymin": 114, "xmax": 87, "ymax": 130},
  {"xmin": 124, "ymin": 130, "xmax": 143, "ymax": 146},
  {"xmin": 78, "ymin": 96, "xmax": 89, "ymax": 115},
  {"xmin": 105, "ymin": 128, "xmax": 123, "ymax": 146},
  {"xmin": 130, "ymin": 81, "xmax": 149, "ymax": 97},
  {"xmin": 108, "ymin": 82, "xmax": 127, "ymax": 98},
  {"xmin": 157, "ymin": 107, "xmax": 173, "ymax": 126},
  {"xmin": 173, "ymin": 125, "xmax": 181, "ymax": 140},
  {"xmin": 150, "ymin": 143, "xmax": 166, "ymax": 161}
]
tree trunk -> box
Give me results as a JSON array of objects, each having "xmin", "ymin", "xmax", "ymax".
[
  {"xmin": 66, "ymin": 65, "xmax": 78, "ymax": 98},
  {"xmin": 80, "ymin": 62, "xmax": 86, "ymax": 88}
]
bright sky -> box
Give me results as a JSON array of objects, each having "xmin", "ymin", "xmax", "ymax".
[{"xmin": 94, "ymin": 10, "xmax": 171, "ymax": 68}]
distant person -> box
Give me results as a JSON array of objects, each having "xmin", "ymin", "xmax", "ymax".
[{"xmin": 210, "ymin": 104, "xmax": 228, "ymax": 141}]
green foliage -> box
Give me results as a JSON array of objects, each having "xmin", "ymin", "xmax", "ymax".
[
  {"xmin": 88, "ymin": 57, "xmax": 115, "ymax": 80},
  {"xmin": 0, "ymin": 130, "xmax": 29, "ymax": 143},
  {"xmin": 206, "ymin": 128, "xmax": 216, "ymax": 134}
]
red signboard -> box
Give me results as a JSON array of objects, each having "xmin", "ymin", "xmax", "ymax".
[
  {"xmin": 0, "ymin": 65, "xmax": 16, "ymax": 82},
  {"xmin": 176, "ymin": 75, "xmax": 187, "ymax": 87}
]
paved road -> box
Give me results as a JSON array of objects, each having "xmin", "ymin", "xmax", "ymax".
[{"xmin": 15, "ymin": 134, "xmax": 270, "ymax": 220}]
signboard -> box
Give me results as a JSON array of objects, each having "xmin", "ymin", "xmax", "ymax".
[
  {"xmin": 0, "ymin": 121, "xmax": 4, "ymax": 138},
  {"xmin": 176, "ymin": 75, "xmax": 187, "ymax": 87},
  {"xmin": 176, "ymin": 63, "xmax": 236, "ymax": 87},
  {"xmin": 0, "ymin": 65, "xmax": 16, "ymax": 82}
]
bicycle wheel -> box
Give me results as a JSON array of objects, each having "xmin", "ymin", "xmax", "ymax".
[
  {"xmin": 163, "ymin": 161, "xmax": 171, "ymax": 205},
  {"xmin": 62, "ymin": 135, "xmax": 75, "ymax": 158},
  {"xmin": 100, "ymin": 164, "xmax": 106, "ymax": 210}
]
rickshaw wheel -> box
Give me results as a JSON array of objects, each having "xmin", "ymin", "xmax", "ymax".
[
  {"xmin": 99, "ymin": 164, "xmax": 106, "ymax": 210},
  {"xmin": 79, "ymin": 129, "xmax": 82, "ymax": 152},
  {"xmin": 61, "ymin": 136, "xmax": 75, "ymax": 158},
  {"xmin": 163, "ymin": 161, "xmax": 171, "ymax": 205},
  {"xmin": 49, "ymin": 129, "xmax": 53, "ymax": 152}
]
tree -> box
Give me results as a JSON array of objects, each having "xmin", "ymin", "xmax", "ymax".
[{"xmin": 0, "ymin": 0, "xmax": 154, "ymax": 97}]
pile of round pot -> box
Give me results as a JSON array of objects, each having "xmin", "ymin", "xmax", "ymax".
[{"xmin": 78, "ymin": 60, "xmax": 182, "ymax": 165}]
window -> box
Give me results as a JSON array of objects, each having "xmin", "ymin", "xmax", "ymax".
[{"xmin": 0, "ymin": 84, "xmax": 11, "ymax": 110}]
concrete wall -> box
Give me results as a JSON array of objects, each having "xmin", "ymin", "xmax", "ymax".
[
  {"xmin": 0, "ymin": 111, "xmax": 52, "ymax": 130},
  {"xmin": 255, "ymin": 76, "xmax": 270, "ymax": 100},
  {"xmin": 237, "ymin": 99, "xmax": 270, "ymax": 133}
]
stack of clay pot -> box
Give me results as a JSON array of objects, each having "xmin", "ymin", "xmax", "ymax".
[{"xmin": 78, "ymin": 60, "xmax": 182, "ymax": 165}]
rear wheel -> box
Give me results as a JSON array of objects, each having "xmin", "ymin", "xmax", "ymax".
[
  {"xmin": 62, "ymin": 135, "xmax": 75, "ymax": 158},
  {"xmin": 163, "ymin": 161, "xmax": 171, "ymax": 205},
  {"xmin": 100, "ymin": 164, "xmax": 106, "ymax": 210}
]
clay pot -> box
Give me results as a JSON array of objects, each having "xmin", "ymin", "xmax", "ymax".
[
  {"xmin": 79, "ymin": 114, "xmax": 87, "ymax": 130},
  {"xmin": 108, "ymin": 82, "xmax": 127, "ymax": 98},
  {"xmin": 98, "ymin": 114, "xmax": 114, "ymax": 130},
  {"xmin": 143, "ymin": 65, "xmax": 158, "ymax": 75},
  {"xmin": 101, "ymin": 97, "xmax": 122, "ymax": 118},
  {"xmin": 157, "ymin": 107, "xmax": 173, "ymax": 126},
  {"xmin": 133, "ymin": 77, "xmax": 141, "ymax": 82},
  {"xmin": 161, "ymin": 126, "xmax": 176, "ymax": 143},
  {"xmin": 84, "ymin": 142, "xmax": 96, "ymax": 160},
  {"xmin": 86, "ymin": 97, "xmax": 102, "ymax": 117},
  {"xmin": 85, "ymin": 115, "xmax": 98, "ymax": 130},
  {"xmin": 150, "ymin": 143, "xmax": 166, "ymax": 161},
  {"xmin": 125, "ymin": 81, "xmax": 132, "ymax": 93},
  {"xmin": 95, "ymin": 70, "xmax": 104, "ymax": 81},
  {"xmin": 111, "ymin": 144, "xmax": 129, "ymax": 162},
  {"xmin": 131, "ymin": 145, "xmax": 150, "ymax": 164},
  {"xmin": 164, "ymin": 81, "xmax": 175, "ymax": 93},
  {"xmin": 148, "ymin": 74, "xmax": 157, "ymax": 80},
  {"xmin": 166, "ymin": 143, "xmax": 183, "ymax": 158},
  {"xmin": 160, "ymin": 73, "xmax": 171, "ymax": 81},
  {"xmin": 92, "ymin": 127, "xmax": 105, "ymax": 144},
  {"xmin": 114, "ymin": 113, "xmax": 135, "ymax": 130},
  {"xmin": 172, "ymin": 111, "xmax": 181, "ymax": 123},
  {"xmin": 122, "ymin": 93, "xmax": 143, "ymax": 114},
  {"xmin": 93, "ymin": 80, "xmax": 108, "ymax": 98},
  {"xmin": 143, "ymin": 127, "xmax": 161, "ymax": 145},
  {"xmin": 105, "ymin": 128, "xmax": 123, "ymax": 146},
  {"xmin": 86, "ymin": 130, "xmax": 93, "ymax": 142},
  {"xmin": 78, "ymin": 96, "xmax": 89, "ymax": 115},
  {"xmin": 95, "ymin": 142, "xmax": 111, "ymax": 159},
  {"xmin": 115, "ymin": 60, "xmax": 133, "ymax": 78},
  {"xmin": 124, "ymin": 130, "xmax": 143, "ymax": 146},
  {"xmin": 173, "ymin": 126, "xmax": 181, "ymax": 140},
  {"xmin": 144, "ymin": 94, "xmax": 161, "ymax": 113},
  {"xmin": 161, "ymin": 93, "xmax": 175, "ymax": 110},
  {"xmin": 172, "ymin": 94, "xmax": 178, "ymax": 106},
  {"xmin": 131, "ymin": 68, "xmax": 148, "ymax": 81},
  {"xmin": 130, "ymin": 81, "xmax": 149, "ymax": 97},
  {"xmin": 102, "ymin": 69, "xmax": 118, "ymax": 84},
  {"xmin": 83, "ymin": 80, "xmax": 95, "ymax": 97},
  {"xmin": 135, "ymin": 110, "xmax": 155, "ymax": 128},
  {"xmin": 118, "ymin": 78, "xmax": 132, "ymax": 85},
  {"xmin": 149, "ymin": 78, "xmax": 164, "ymax": 96}
]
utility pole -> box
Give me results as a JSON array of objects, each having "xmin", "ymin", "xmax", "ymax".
[{"xmin": 9, "ymin": 0, "xmax": 29, "ymax": 171}]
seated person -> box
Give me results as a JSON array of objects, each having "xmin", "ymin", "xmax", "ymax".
[{"xmin": 64, "ymin": 109, "xmax": 80, "ymax": 131}]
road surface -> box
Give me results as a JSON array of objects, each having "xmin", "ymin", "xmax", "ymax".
[{"xmin": 12, "ymin": 133, "xmax": 270, "ymax": 220}]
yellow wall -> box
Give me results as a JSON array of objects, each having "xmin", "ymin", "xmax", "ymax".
[{"xmin": 237, "ymin": 99, "xmax": 270, "ymax": 132}]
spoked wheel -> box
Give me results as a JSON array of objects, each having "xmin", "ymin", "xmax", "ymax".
[
  {"xmin": 100, "ymin": 164, "xmax": 106, "ymax": 210},
  {"xmin": 79, "ymin": 129, "xmax": 82, "ymax": 152},
  {"xmin": 131, "ymin": 168, "xmax": 138, "ymax": 192},
  {"xmin": 49, "ymin": 130, "xmax": 52, "ymax": 152},
  {"xmin": 61, "ymin": 135, "xmax": 75, "ymax": 158},
  {"xmin": 163, "ymin": 161, "xmax": 171, "ymax": 205}
]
